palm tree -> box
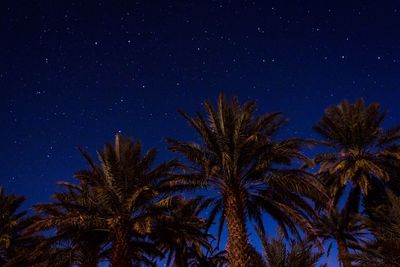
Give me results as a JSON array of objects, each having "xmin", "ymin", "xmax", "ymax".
[
  {"xmin": 314, "ymin": 99, "xmax": 400, "ymax": 213},
  {"xmin": 0, "ymin": 187, "xmax": 24, "ymax": 265},
  {"xmin": 168, "ymin": 94, "xmax": 326, "ymax": 267},
  {"xmin": 0, "ymin": 187, "xmax": 41, "ymax": 267},
  {"xmin": 32, "ymin": 135, "xmax": 178, "ymax": 267},
  {"xmin": 314, "ymin": 208, "xmax": 368, "ymax": 267},
  {"xmin": 28, "ymin": 182, "xmax": 108, "ymax": 267},
  {"xmin": 151, "ymin": 196, "xmax": 213, "ymax": 267},
  {"xmin": 257, "ymin": 228, "xmax": 324, "ymax": 267},
  {"xmin": 70, "ymin": 135, "xmax": 178, "ymax": 267}
]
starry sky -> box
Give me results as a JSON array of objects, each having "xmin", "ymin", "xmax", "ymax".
[{"xmin": 1, "ymin": 1, "xmax": 400, "ymax": 265}]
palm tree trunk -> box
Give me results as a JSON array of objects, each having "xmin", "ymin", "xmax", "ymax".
[
  {"xmin": 110, "ymin": 228, "xmax": 131, "ymax": 267},
  {"xmin": 337, "ymin": 239, "xmax": 351, "ymax": 267},
  {"xmin": 225, "ymin": 191, "xmax": 253, "ymax": 267}
]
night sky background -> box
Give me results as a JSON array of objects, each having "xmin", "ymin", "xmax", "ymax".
[{"xmin": 2, "ymin": 1, "xmax": 400, "ymax": 266}]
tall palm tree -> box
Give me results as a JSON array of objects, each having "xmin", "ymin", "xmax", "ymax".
[
  {"xmin": 168, "ymin": 94, "xmax": 326, "ymax": 267},
  {"xmin": 314, "ymin": 99, "xmax": 400, "ymax": 213},
  {"xmin": 257, "ymin": 228, "xmax": 324, "ymax": 267},
  {"xmin": 70, "ymin": 135, "xmax": 178, "ymax": 267},
  {"xmin": 314, "ymin": 208, "xmax": 368, "ymax": 267},
  {"xmin": 32, "ymin": 135, "xmax": 178, "ymax": 267}
]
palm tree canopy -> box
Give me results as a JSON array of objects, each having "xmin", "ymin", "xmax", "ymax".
[
  {"xmin": 28, "ymin": 181, "xmax": 108, "ymax": 266},
  {"xmin": 314, "ymin": 99, "xmax": 400, "ymax": 200},
  {"xmin": 0, "ymin": 187, "xmax": 26, "ymax": 258},
  {"xmin": 0, "ymin": 187, "xmax": 42, "ymax": 266},
  {"xmin": 29, "ymin": 135, "xmax": 181, "ymax": 266},
  {"xmin": 76, "ymin": 135, "xmax": 182, "ymax": 266},
  {"xmin": 168, "ymin": 94, "xmax": 326, "ymax": 241}
]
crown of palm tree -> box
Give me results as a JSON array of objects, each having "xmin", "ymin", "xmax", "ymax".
[
  {"xmin": 314, "ymin": 99, "xmax": 400, "ymax": 211},
  {"xmin": 168, "ymin": 94, "xmax": 326, "ymax": 266},
  {"xmin": 28, "ymin": 136, "xmax": 177, "ymax": 266},
  {"xmin": 28, "ymin": 182, "xmax": 109, "ymax": 267}
]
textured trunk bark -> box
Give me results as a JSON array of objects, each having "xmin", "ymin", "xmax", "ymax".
[
  {"xmin": 337, "ymin": 239, "xmax": 351, "ymax": 267},
  {"xmin": 225, "ymin": 191, "xmax": 253, "ymax": 267},
  {"xmin": 110, "ymin": 228, "xmax": 131, "ymax": 267}
]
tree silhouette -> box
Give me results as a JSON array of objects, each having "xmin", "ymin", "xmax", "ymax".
[{"xmin": 168, "ymin": 94, "xmax": 326, "ymax": 266}]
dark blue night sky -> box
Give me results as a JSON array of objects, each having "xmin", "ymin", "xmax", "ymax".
[{"xmin": 1, "ymin": 1, "xmax": 400, "ymax": 265}]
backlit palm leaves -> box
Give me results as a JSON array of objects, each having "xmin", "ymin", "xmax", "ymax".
[
  {"xmin": 168, "ymin": 94, "xmax": 326, "ymax": 266},
  {"xmin": 0, "ymin": 187, "xmax": 39, "ymax": 267},
  {"xmin": 29, "ymin": 135, "xmax": 179, "ymax": 267},
  {"xmin": 314, "ymin": 99, "xmax": 400, "ymax": 212},
  {"xmin": 28, "ymin": 182, "xmax": 108, "ymax": 267},
  {"xmin": 71, "ymin": 135, "xmax": 178, "ymax": 266}
]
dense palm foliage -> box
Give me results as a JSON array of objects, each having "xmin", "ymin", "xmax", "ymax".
[
  {"xmin": 0, "ymin": 188, "xmax": 43, "ymax": 267},
  {"xmin": 314, "ymin": 99, "xmax": 400, "ymax": 214},
  {"xmin": 28, "ymin": 182, "xmax": 108, "ymax": 267},
  {"xmin": 73, "ymin": 135, "xmax": 179, "ymax": 266},
  {"xmin": 1, "ymin": 96, "xmax": 400, "ymax": 266},
  {"xmin": 314, "ymin": 208, "xmax": 368, "ymax": 267},
  {"xmin": 150, "ymin": 196, "xmax": 213, "ymax": 267},
  {"xmin": 257, "ymin": 229, "xmax": 324, "ymax": 267},
  {"xmin": 167, "ymin": 94, "xmax": 326, "ymax": 266},
  {"xmin": 28, "ymin": 135, "xmax": 223, "ymax": 267},
  {"xmin": 352, "ymin": 190, "xmax": 400, "ymax": 266},
  {"xmin": 0, "ymin": 187, "xmax": 27, "ymax": 265}
]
